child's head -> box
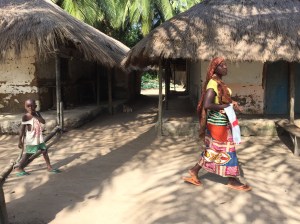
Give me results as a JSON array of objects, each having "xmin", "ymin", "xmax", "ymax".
[{"xmin": 24, "ymin": 99, "xmax": 36, "ymax": 113}]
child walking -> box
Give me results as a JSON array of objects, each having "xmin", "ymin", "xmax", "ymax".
[{"xmin": 16, "ymin": 99, "xmax": 60, "ymax": 176}]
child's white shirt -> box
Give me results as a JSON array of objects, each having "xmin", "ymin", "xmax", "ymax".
[{"xmin": 22, "ymin": 117, "xmax": 44, "ymax": 145}]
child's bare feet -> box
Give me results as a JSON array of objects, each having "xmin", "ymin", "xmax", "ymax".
[
  {"xmin": 15, "ymin": 169, "xmax": 30, "ymax": 177},
  {"xmin": 47, "ymin": 168, "xmax": 61, "ymax": 174}
]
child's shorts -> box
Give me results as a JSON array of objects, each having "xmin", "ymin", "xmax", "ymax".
[{"xmin": 26, "ymin": 143, "xmax": 47, "ymax": 154}]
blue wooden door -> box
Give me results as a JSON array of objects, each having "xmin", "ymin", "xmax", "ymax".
[
  {"xmin": 295, "ymin": 63, "xmax": 300, "ymax": 114},
  {"xmin": 265, "ymin": 61, "xmax": 289, "ymax": 114}
]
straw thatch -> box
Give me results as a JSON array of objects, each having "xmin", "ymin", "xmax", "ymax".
[
  {"xmin": 0, "ymin": 0, "xmax": 129, "ymax": 67},
  {"xmin": 124, "ymin": 0, "xmax": 300, "ymax": 67}
]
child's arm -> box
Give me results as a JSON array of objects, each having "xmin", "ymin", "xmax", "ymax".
[
  {"xmin": 34, "ymin": 111, "xmax": 45, "ymax": 124},
  {"xmin": 18, "ymin": 115, "xmax": 26, "ymax": 149}
]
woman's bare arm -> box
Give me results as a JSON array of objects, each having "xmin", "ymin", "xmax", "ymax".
[{"xmin": 203, "ymin": 89, "xmax": 230, "ymax": 111}]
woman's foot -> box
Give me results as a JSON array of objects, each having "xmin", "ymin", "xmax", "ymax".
[
  {"xmin": 227, "ymin": 177, "xmax": 252, "ymax": 191},
  {"xmin": 182, "ymin": 169, "xmax": 202, "ymax": 186}
]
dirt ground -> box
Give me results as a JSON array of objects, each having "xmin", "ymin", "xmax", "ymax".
[{"xmin": 1, "ymin": 93, "xmax": 300, "ymax": 224}]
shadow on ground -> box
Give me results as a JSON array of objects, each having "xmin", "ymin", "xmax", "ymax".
[{"xmin": 2, "ymin": 95, "xmax": 300, "ymax": 224}]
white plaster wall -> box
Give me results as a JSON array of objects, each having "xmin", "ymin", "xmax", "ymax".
[
  {"xmin": 190, "ymin": 61, "xmax": 264, "ymax": 114},
  {"xmin": 0, "ymin": 44, "xmax": 37, "ymax": 110},
  {"xmin": 224, "ymin": 62, "xmax": 264, "ymax": 114}
]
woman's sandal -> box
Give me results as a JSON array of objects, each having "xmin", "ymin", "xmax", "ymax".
[
  {"xmin": 227, "ymin": 184, "xmax": 252, "ymax": 192},
  {"xmin": 182, "ymin": 176, "xmax": 202, "ymax": 186},
  {"xmin": 182, "ymin": 170, "xmax": 202, "ymax": 186}
]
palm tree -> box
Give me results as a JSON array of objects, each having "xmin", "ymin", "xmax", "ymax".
[
  {"xmin": 52, "ymin": 0, "xmax": 101, "ymax": 25},
  {"xmin": 53, "ymin": 0, "xmax": 202, "ymax": 44},
  {"xmin": 126, "ymin": 0, "xmax": 173, "ymax": 35},
  {"xmin": 129, "ymin": 0, "xmax": 203, "ymax": 35}
]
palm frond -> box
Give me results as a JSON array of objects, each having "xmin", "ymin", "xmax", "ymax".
[
  {"xmin": 155, "ymin": 0, "xmax": 174, "ymax": 20},
  {"xmin": 60, "ymin": 0, "xmax": 99, "ymax": 25},
  {"xmin": 140, "ymin": 0, "xmax": 152, "ymax": 35}
]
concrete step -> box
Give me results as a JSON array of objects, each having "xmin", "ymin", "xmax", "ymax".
[
  {"xmin": 159, "ymin": 117, "xmax": 300, "ymax": 137},
  {"xmin": 0, "ymin": 101, "xmax": 126, "ymax": 135}
]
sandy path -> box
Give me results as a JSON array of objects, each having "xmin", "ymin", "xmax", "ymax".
[{"xmin": 1, "ymin": 95, "xmax": 300, "ymax": 224}]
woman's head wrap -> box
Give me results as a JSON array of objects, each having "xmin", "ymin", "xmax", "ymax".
[{"xmin": 206, "ymin": 57, "xmax": 225, "ymax": 81}]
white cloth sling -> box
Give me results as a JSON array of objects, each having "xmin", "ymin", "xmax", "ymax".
[{"xmin": 224, "ymin": 104, "xmax": 241, "ymax": 144}]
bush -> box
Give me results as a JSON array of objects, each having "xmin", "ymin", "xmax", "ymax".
[{"xmin": 141, "ymin": 72, "xmax": 159, "ymax": 89}]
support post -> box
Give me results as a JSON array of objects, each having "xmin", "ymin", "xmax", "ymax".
[
  {"xmin": 173, "ymin": 64, "xmax": 176, "ymax": 91},
  {"xmin": 55, "ymin": 56, "xmax": 61, "ymax": 125},
  {"xmin": 186, "ymin": 59, "xmax": 190, "ymax": 93},
  {"xmin": 59, "ymin": 102, "xmax": 64, "ymax": 132},
  {"xmin": 158, "ymin": 61, "xmax": 163, "ymax": 136},
  {"xmin": 289, "ymin": 62, "xmax": 295, "ymax": 124},
  {"xmin": 97, "ymin": 64, "xmax": 100, "ymax": 106},
  {"xmin": 165, "ymin": 62, "xmax": 170, "ymax": 110},
  {"xmin": 108, "ymin": 68, "xmax": 113, "ymax": 114}
]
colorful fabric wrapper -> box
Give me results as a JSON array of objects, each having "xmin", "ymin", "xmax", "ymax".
[
  {"xmin": 207, "ymin": 110, "xmax": 228, "ymax": 126},
  {"xmin": 224, "ymin": 104, "xmax": 241, "ymax": 144},
  {"xmin": 198, "ymin": 124, "xmax": 240, "ymax": 177}
]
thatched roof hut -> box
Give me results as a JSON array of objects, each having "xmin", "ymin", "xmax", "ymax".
[
  {"xmin": 124, "ymin": 0, "xmax": 300, "ymax": 67},
  {"xmin": 0, "ymin": 0, "xmax": 129, "ymax": 67}
]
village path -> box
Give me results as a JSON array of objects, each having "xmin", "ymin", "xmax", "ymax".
[{"xmin": 1, "ymin": 91, "xmax": 300, "ymax": 224}]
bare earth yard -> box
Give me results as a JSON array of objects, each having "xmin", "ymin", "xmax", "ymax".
[{"xmin": 1, "ymin": 95, "xmax": 300, "ymax": 224}]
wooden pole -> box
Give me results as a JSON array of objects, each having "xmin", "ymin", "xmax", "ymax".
[
  {"xmin": 186, "ymin": 59, "xmax": 190, "ymax": 93},
  {"xmin": 289, "ymin": 62, "xmax": 295, "ymax": 124},
  {"xmin": 165, "ymin": 62, "xmax": 170, "ymax": 110},
  {"xmin": 55, "ymin": 56, "xmax": 61, "ymax": 126},
  {"xmin": 0, "ymin": 161, "xmax": 14, "ymax": 185},
  {"xmin": 0, "ymin": 126, "xmax": 61, "ymax": 184},
  {"xmin": 158, "ymin": 61, "xmax": 163, "ymax": 136},
  {"xmin": 59, "ymin": 102, "xmax": 64, "ymax": 132},
  {"xmin": 173, "ymin": 64, "xmax": 176, "ymax": 91},
  {"xmin": 108, "ymin": 68, "xmax": 113, "ymax": 114},
  {"xmin": 0, "ymin": 124, "xmax": 62, "ymax": 224},
  {"xmin": 0, "ymin": 185, "xmax": 8, "ymax": 224},
  {"xmin": 262, "ymin": 63, "xmax": 268, "ymax": 114},
  {"xmin": 97, "ymin": 64, "xmax": 100, "ymax": 106}
]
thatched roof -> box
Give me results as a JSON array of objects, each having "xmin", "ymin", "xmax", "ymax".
[
  {"xmin": 124, "ymin": 0, "xmax": 300, "ymax": 67},
  {"xmin": 0, "ymin": 0, "xmax": 129, "ymax": 68}
]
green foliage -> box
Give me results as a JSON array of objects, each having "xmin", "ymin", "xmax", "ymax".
[
  {"xmin": 141, "ymin": 72, "xmax": 159, "ymax": 89},
  {"xmin": 96, "ymin": 22, "xmax": 142, "ymax": 48},
  {"xmin": 171, "ymin": 0, "xmax": 202, "ymax": 13},
  {"xmin": 52, "ymin": 0, "xmax": 101, "ymax": 25},
  {"xmin": 121, "ymin": 25, "xmax": 143, "ymax": 48},
  {"xmin": 54, "ymin": 0, "xmax": 203, "ymax": 46}
]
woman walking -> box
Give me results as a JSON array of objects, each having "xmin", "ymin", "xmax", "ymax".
[{"xmin": 183, "ymin": 57, "xmax": 252, "ymax": 192}]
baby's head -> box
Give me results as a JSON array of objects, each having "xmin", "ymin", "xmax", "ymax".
[{"xmin": 24, "ymin": 99, "xmax": 36, "ymax": 113}]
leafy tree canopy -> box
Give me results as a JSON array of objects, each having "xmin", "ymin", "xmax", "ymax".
[{"xmin": 53, "ymin": 0, "xmax": 202, "ymax": 47}]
